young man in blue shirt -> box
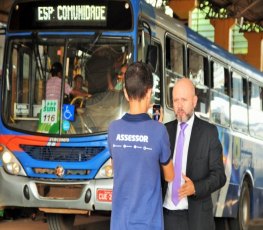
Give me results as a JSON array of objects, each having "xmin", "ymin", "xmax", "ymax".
[{"xmin": 108, "ymin": 62, "xmax": 174, "ymax": 230}]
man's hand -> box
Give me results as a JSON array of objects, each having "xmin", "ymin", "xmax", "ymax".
[{"xmin": 178, "ymin": 174, "xmax": 196, "ymax": 199}]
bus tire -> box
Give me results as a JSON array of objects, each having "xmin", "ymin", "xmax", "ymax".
[
  {"xmin": 46, "ymin": 213, "xmax": 75, "ymax": 230},
  {"xmin": 229, "ymin": 180, "xmax": 250, "ymax": 230}
]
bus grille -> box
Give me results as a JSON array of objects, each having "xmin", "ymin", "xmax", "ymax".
[
  {"xmin": 20, "ymin": 145, "xmax": 105, "ymax": 162},
  {"xmin": 36, "ymin": 183, "xmax": 84, "ymax": 199}
]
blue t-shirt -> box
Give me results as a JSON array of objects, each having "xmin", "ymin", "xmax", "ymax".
[{"xmin": 108, "ymin": 113, "xmax": 171, "ymax": 230}]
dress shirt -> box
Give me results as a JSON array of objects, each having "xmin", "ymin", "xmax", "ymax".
[{"xmin": 163, "ymin": 114, "xmax": 195, "ymax": 210}]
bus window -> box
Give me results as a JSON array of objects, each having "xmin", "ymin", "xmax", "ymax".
[
  {"xmin": 249, "ymin": 81, "xmax": 263, "ymax": 139},
  {"xmin": 166, "ymin": 36, "xmax": 184, "ymax": 76},
  {"xmin": 20, "ymin": 52, "xmax": 30, "ymax": 104},
  {"xmin": 9, "ymin": 48, "xmax": 32, "ymax": 119},
  {"xmin": 165, "ymin": 36, "xmax": 185, "ymax": 109},
  {"xmin": 3, "ymin": 37, "xmax": 132, "ymax": 134},
  {"xmin": 187, "ymin": 47, "xmax": 209, "ymax": 116},
  {"xmin": 210, "ymin": 60, "xmax": 230, "ymax": 126},
  {"xmin": 138, "ymin": 32, "xmax": 162, "ymax": 106},
  {"xmin": 231, "ymin": 71, "xmax": 248, "ymax": 133},
  {"xmin": 151, "ymin": 43, "xmax": 162, "ymax": 106},
  {"xmin": 0, "ymin": 31, "xmax": 5, "ymax": 79},
  {"xmin": 7, "ymin": 48, "xmax": 19, "ymax": 123}
]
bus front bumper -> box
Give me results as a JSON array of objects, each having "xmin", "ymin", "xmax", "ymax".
[{"xmin": 0, "ymin": 168, "xmax": 112, "ymax": 212}]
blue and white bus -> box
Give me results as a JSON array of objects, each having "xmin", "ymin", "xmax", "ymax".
[{"xmin": 0, "ymin": 0, "xmax": 263, "ymax": 229}]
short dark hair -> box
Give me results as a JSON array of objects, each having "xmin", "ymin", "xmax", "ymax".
[
  {"xmin": 85, "ymin": 46, "xmax": 117, "ymax": 94},
  {"xmin": 50, "ymin": 62, "xmax": 63, "ymax": 76},
  {"xmin": 74, "ymin": 74, "xmax": 83, "ymax": 81},
  {"xmin": 124, "ymin": 62, "xmax": 153, "ymax": 100}
]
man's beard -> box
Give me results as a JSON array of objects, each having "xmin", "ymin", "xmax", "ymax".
[{"xmin": 176, "ymin": 110, "xmax": 193, "ymax": 122}]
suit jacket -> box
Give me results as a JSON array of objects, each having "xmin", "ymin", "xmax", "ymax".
[{"xmin": 163, "ymin": 115, "xmax": 226, "ymax": 230}]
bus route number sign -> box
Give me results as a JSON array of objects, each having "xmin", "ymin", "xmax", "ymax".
[{"xmin": 41, "ymin": 100, "xmax": 58, "ymax": 124}]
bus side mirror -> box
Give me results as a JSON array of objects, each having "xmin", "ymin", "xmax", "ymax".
[{"xmin": 146, "ymin": 45, "xmax": 158, "ymax": 72}]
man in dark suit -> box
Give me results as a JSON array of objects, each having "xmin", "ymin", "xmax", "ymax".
[{"xmin": 163, "ymin": 78, "xmax": 226, "ymax": 230}]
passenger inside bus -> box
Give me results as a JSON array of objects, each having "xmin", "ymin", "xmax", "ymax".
[
  {"xmin": 114, "ymin": 63, "xmax": 128, "ymax": 91},
  {"xmin": 73, "ymin": 46, "xmax": 129, "ymax": 133},
  {"xmin": 70, "ymin": 74, "xmax": 90, "ymax": 109},
  {"xmin": 46, "ymin": 62, "xmax": 90, "ymax": 102},
  {"xmin": 73, "ymin": 74, "xmax": 89, "ymax": 95},
  {"xmin": 38, "ymin": 62, "xmax": 91, "ymax": 134},
  {"xmin": 85, "ymin": 46, "xmax": 117, "ymax": 94}
]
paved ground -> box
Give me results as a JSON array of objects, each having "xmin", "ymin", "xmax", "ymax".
[
  {"xmin": 0, "ymin": 210, "xmax": 110, "ymax": 230},
  {"xmin": 1, "ymin": 209, "xmax": 263, "ymax": 230}
]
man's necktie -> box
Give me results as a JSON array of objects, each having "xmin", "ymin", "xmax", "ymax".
[{"xmin": 172, "ymin": 122, "xmax": 188, "ymax": 206}]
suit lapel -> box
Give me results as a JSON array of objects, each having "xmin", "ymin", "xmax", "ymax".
[
  {"xmin": 169, "ymin": 121, "xmax": 178, "ymax": 158},
  {"xmin": 186, "ymin": 116, "xmax": 201, "ymax": 175}
]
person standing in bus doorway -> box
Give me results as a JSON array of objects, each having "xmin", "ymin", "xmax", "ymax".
[
  {"xmin": 108, "ymin": 62, "xmax": 174, "ymax": 230},
  {"xmin": 83, "ymin": 46, "xmax": 130, "ymax": 131},
  {"xmin": 162, "ymin": 77, "xmax": 226, "ymax": 230}
]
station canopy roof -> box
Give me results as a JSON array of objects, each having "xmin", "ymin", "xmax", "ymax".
[{"xmin": 198, "ymin": 0, "xmax": 263, "ymax": 32}]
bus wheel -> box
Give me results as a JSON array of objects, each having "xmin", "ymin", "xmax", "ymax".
[
  {"xmin": 46, "ymin": 213, "xmax": 75, "ymax": 230},
  {"xmin": 239, "ymin": 181, "xmax": 250, "ymax": 230},
  {"xmin": 229, "ymin": 181, "xmax": 250, "ymax": 230}
]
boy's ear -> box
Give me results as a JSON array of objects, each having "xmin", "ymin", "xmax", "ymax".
[
  {"xmin": 146, "ymin": 88, "xmax": 152, "ymax": 100},
  {"xmin": 123, "ymin": 88, "xmax": 130, "ymax": 101}
]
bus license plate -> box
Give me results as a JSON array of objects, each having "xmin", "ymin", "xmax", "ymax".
[{"xmin": 97, "ymin": 189, "xmax": 112, "ymax": 202}]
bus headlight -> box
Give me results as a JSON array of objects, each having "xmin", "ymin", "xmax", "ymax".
[
  {"xmin": 6, "ymin": 162, "xmax": 21, "ymax": 175},
  {"xmin": 1, "ymin": 146, "xmax": 26, "ymax": 176},
  {"xmin": 96, "ymin": 159, "xmax": 114, "ymax": 178},
  {"xmin": 2, "ymin": 151, "xmax": 12, "ymax": 163}
]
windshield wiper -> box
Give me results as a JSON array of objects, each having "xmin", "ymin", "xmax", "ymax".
[{"xmin": 88, "ymin": 32, "xmax": 102, "ymax": 54}]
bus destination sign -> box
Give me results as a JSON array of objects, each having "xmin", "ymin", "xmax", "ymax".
[
  {"xmin": 37, "ymin": 5, "xmax": 107, "ymax": 25},
  {"xmin": 8, "ymin": 1, "xmax": 132, "ymax": 32}
]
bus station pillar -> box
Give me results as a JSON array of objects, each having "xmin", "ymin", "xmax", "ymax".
[
  {"xmin": 210, "ymin": 18, "xmax": 235, "ymax": 52},
  {"xmin": 243, "ymin": 32, "xmax": 263, "ymax": 71},
  {"xmin": 169, "ymin": 0, "xmax": 197, "ymax": 21}
]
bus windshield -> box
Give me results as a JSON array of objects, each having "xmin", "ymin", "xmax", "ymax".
[{"xmin": 2, "ymin": 35, "xmax": 131, "ymax": 135}]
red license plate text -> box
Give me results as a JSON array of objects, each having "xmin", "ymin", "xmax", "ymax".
[{"xmin": 96, "ymin": 189, "xmax": 112, "ymax": 202}]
